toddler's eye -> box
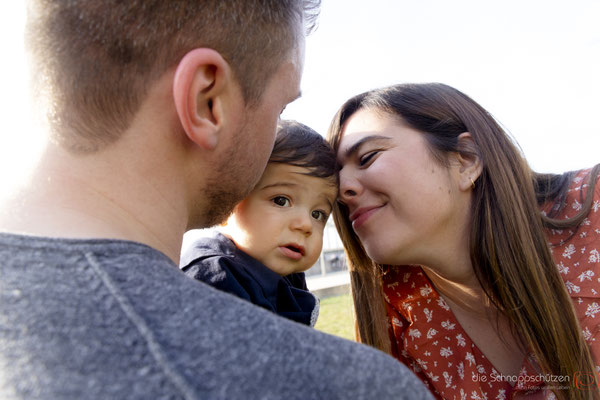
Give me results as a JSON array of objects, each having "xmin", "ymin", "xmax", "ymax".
[
  {"xmin": 311, "ymin": 210, "xmax": 328, "ymax": 222},
  {"xmin": 272, "ymin": 196, "xmax": 291, "ymax": 207}
]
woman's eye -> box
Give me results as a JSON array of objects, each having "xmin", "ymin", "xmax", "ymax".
[
  {"xmin": 272, "ymin": 196, "xmax": 291, "ymax": 207},
  {"xmin": 359, "ymin": 151, "xmax": 378, "ymax": 166},
  {"xmin": 311, "ymin": 210, "xmax": 328, "ymax": 221}
]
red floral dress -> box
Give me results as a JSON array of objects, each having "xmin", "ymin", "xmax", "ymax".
[{"xmin": 383, "ymin": 168, "xmax": 600, "ymax": 399}]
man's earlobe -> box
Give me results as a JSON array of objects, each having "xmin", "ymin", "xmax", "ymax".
[{"xmin": 173, "ymin": 48, "xmax": 229, "ymax": 150}]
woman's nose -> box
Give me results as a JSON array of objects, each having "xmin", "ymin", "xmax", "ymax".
[{"xmin": 338, "ymin": 169, "xmax": 361, "ymax": 203}]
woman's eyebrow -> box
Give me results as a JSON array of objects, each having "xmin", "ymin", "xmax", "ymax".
[{"xmin": 342, "ymin": 135, "xmax": 391, "ymax": 161}]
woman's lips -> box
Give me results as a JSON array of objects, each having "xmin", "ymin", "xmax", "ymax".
[{"xmin": 350, "ymin": 205, "xmax": 383, "ymax": 230}]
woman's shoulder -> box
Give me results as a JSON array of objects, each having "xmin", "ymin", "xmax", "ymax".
[
  {"xmin": 565, "ymin": 167, "xmax": 600, "ymax": 207},
  {"xmin": 546, "ymin": 166, "xmax": 600, "ymax": 219},
  {"xmin": 546, "ymin": 166, "xmax": 600, "ymax": 300}
]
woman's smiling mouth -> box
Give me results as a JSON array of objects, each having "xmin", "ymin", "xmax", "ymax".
[{"xmin": 350, "ymin": 205, "xmax": 384, "ymax": 230}]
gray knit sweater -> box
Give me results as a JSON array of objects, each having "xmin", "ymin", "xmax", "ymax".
[{"xmin": 0, "ymin": 233, "xmax": 433, "ymax": 400}]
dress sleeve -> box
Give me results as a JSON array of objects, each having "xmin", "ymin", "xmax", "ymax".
[{"xmin": 545, "ymin": 168, "xmax": 600, "ymax": 368}]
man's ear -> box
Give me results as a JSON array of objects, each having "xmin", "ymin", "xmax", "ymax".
[
  {"xmin": 173, "ymin": 48, "xmax": 231, "ymax": 150},
  {"xmin": 455, "ymin": 132, "xmax": 483, "ymax": 191}
]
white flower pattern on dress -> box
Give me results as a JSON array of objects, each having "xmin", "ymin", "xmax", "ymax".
[
  {"xmin": 584, "ymin": 327, "xmax": 593, "ymax": 341},
  {"xmin": 578, "ymin": 270, "xmax": 595, "ymax": 282},
  {"xmin": 586, "ymin": 302, "xmax": 600, "ymax": 318},
  {"xmin": 382, "ymin": 168, "xmax": 600, "ymax": 400},
  {"xmin": 441, "ymin": 320, "xmax": 456, "ymax": 330},
  {"xmin": 408, "ymin": 328, "xmax": 422, "ymax": 340},
  {"xmin": 424, "ymin": 308, "xmax": 433, "ymax": 322},
  {"xmin": 443, "ymin": 371, "xmax": 453, "ymax": 388},
  {"xmin": 565, "ymin": 281, "xmax": 581, "ymax": 294},
  {"xmin": 458, "ymin": 362, "xmax": 465, "ymax": 379},
  {"xmin": 470, "ymin": 391, "xmax": 484, "ymax": 400},
  {"xmin": 557, "ymin": 262, "xmax": 569, "ymax": 275},
  {"xmin": 590, "ymin": 249, "xmax": 600, "ymax": 263},
  {"xmin": 440, "ymin": 347, "xmax": 453, "ymax": 358},
  {"xmin": 563, "ymin": 244, "xmax": 576, "ymax": 259},
  {"xmin": 465, "ymin": 352, "xmax": 476, "ymax": 366},
  {"xmin": 392, "ymin": 317, "xmax": 403, "ymax": 328},
  {"xmin": 438, "ymin": 298, "xmax": 450, "ymax": 311}
]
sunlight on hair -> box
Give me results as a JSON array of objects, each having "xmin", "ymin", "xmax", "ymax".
[
  {"xmin": 0, "ymin": 3, "xmax": 46, "ymax": 201},
  {"xmin": 3, "ymin": 0, "xmax": 599, "ymax": 204}
]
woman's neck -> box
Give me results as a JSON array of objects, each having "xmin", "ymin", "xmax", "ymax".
[
  {"xmin": 421, "ymin": 263, "xmax": 527, "ymax": 378},
  {"xmin": 422, "ymin": 265, "xmax": 493, "ymax": 318}
]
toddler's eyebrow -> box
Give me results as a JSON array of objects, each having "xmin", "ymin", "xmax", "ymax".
[
  {"xmin": 341, "ymin": 135, "xmax": 391, "ymax": 162},
  {"xmin": 259, "ymin": 182, "xmax": 298, "ymax": 191}
]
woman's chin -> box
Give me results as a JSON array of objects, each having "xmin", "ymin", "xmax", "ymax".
[
  {"xmin": 364, "ymin": 246, "xmax": 395, "ymax": 265},
  {"xmin": 363, "ymin": 242, "xmax": 410, "ymax": 266}
]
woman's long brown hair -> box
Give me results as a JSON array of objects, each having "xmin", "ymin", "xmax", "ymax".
[{"xmin": 327, "ymin": 83, "xmax": 599, "ymax": 400}]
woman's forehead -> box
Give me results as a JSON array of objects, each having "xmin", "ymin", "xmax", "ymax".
[
  {"xmin": 342, "ymin": 108, "xmax": 389, "ymax": 134},
  {"xmin": 337, "ymin": 111, "xmax": 396, "ymax": 158}
]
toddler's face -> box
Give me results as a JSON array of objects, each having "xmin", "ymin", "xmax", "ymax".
[{"xmin": 226, "ymin": 163, "xmax": 337, "ymax": 276}]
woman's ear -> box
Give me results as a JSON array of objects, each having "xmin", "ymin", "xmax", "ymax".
[
  {"xmin": 172, "ymin": 48, "xmax": 232, "ymax": 151},
  {"xmin": 455, "ymin": 132, "xmax": 483, "ymax": 191}
]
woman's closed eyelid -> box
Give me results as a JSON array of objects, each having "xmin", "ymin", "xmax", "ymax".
[{"xmin": 359, "ymin": 150, "xmax": 379, "ymax": 166}]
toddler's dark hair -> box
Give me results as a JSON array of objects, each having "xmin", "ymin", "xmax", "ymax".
[{"xmin": 270, "ymin": 120, "xmax": 336, "ymax": 180}]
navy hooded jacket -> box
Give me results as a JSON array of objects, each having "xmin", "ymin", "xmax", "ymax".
[{"xmin": 181, "ymin": 233, "xmax": 319, "ymax": 326}]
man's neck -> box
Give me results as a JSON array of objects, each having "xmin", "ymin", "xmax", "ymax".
[{"xmin": 0, "ymin": 143, "xmax": 188, "ymax": 264}]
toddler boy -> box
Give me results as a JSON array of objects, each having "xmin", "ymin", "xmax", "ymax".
[{"xmin": 180, "ymin": 120, "xmax": 337, "ymax": 326}]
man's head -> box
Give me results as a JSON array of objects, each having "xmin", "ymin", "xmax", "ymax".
[
  {"xmin": 26, "ymin": 0, "xmax": 320, "ymax": 230},
  {"xmin": 26, "ymin": 0, "xmax": 320, "ymax": 153},
  {"xmin": 223, "ymin": 120, "xmax": 338, "ymax": 275}
]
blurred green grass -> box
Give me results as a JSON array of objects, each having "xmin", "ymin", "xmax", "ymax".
[{"xmin": 314, "ymin": 293, "xmax": 355, "ymax": 341}]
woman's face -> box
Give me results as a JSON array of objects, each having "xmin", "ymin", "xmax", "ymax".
[{"xmin": 336, "ymin": 108, "xmax": 469, "ymax": 267}]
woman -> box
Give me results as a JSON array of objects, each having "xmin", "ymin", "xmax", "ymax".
[{"xmin": 328, "ymin": 82, "xmax": 600, "ymax": 400}]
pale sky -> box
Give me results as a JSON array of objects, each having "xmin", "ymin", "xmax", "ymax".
[
  {"xmin": 1, "ymin": 1, "xmax": 598, "ymax": 200},
  {"xmin": 282, "ymin": 0, "xmax": 600, "ymax": 174}
]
